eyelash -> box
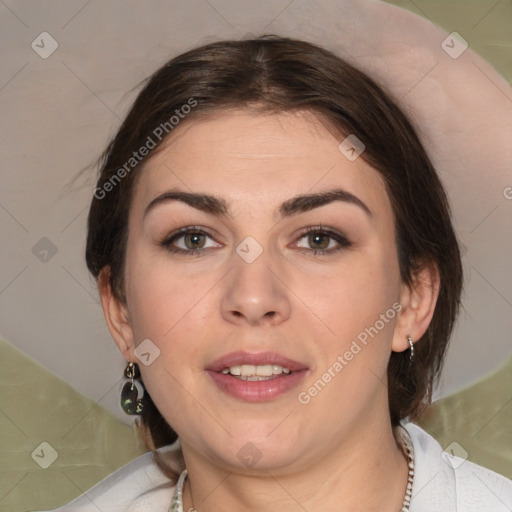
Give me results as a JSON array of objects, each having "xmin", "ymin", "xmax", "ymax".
[{"xmin": 159, "ymin": 225, "xmax": 352, "ymax": 257}]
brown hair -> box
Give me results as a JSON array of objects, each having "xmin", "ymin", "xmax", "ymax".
[{"xmin": 85, "ymin": 35, "xmax": 463, "ymax": 482}]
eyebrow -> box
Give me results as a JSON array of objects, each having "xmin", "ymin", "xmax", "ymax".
[{"xmin": 143, "ymin": 187, "xmax": 373, "ymax": 221}]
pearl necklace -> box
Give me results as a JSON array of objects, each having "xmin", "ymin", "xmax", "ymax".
[
  {"xmin": 397, "ymin": 424, "xmax": 415, "ymax": 511},
  {"xmin": 169, "ymin": 425, "xmax": 415, "ymax": 512}
]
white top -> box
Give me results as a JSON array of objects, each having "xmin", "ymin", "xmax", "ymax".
[{"xmin": 38, "ymin": 422, "xmax": 512, "ymax": 512}]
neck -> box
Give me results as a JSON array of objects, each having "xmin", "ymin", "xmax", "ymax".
[{"xmin": 180, "ymin": 415, "xmax": 409, "ymax": 512}]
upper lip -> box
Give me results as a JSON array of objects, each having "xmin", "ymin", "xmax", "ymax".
[{"xmin": 206, "ymin": 351, "xmax": 308, "ymax": 372}]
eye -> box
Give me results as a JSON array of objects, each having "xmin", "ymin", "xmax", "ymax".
[
  {"xmin": 159, "ymin": 226, "xmax": 221, "ymax": 255},
  {"xmin": 295, "ymin": 226, "xmax": 352, "ymax": 255},
  {"xmin": 159, "ymin": 225, "xmax": 352, "ymax": 257}
]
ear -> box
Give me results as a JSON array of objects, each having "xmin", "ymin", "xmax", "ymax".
[
  {"xmin": 98, "ymin": 267, "xmax": 136, "ymax": 361},
  {"xmin": 392, "ymin": 261, "xmax": 440, "ymax": 352}
]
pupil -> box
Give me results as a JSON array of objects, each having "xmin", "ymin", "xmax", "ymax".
[
  {"xmin": 310, "ymin": 233, "xmax": 328, "ymax": 249},
  {"xmin": 185, "ymin": 233, "xmax": 204, "ymax": 249}
]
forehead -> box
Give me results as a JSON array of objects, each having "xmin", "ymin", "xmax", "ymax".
[{"xmin": 132, "ymin": 109, "xmax": 390, "ymax": 218}]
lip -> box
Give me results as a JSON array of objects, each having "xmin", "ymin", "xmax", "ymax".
[{"xmin": 206, "ymin": 350, "xmax": 309, "ymax": 402}]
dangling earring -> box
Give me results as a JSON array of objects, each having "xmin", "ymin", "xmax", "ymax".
[
  {"xmin": 121, "ymin": 362, "xmax": 146, "ymax": 415},
  {"xmin": 407, "ymin": 336, "xmax": 414, "ymax": 362}
]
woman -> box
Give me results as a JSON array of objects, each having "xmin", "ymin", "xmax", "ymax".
[{"xmin": 49, "ymin": 35, "xmax": 512, "ymax": 511}]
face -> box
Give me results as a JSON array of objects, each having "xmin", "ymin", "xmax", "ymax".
[{"xmin": 113, "ymin": 110, "xmax": 411, "ymax": 474}]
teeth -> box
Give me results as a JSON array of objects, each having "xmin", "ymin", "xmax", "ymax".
[
  {"xmin": 220, "ymin": 364, "xmax": 292, "ymax": 377},
  {"xmin": 229, "ymin": 366, "xmax": 241, "ymax": 376},
  {"xmin": 242, "ymin": 375, "xmax": 278, "ymax": 381}
]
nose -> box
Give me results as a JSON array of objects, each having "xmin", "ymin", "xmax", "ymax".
[{"xmin": 220, "ymin": 245, "xmax": 292, "ymax": 327}]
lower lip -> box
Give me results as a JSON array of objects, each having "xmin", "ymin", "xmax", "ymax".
[{"xmin": 207, "ymin": 370, "xmax": 308, "ymax": 402}]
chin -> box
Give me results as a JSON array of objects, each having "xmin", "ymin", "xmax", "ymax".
[
  {"xmin": 217, "ymin": 446, "xmax": 302, "ymax": 475},
  {"xmin": 216, "ymin": 425, "xmax": 306, "ymax": 471}
]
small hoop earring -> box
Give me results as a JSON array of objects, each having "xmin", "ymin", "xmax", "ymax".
[
  {"xmin": 407, "ymin": 336, "xmax": 414, "ymax": 362},
  {"xmin": 121, "ymin": 362, "xmax": 146, "ymax": 415}
]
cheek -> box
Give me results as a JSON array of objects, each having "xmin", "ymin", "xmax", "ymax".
[
  {"xmin": 124, "ymin": 260, "xmax": 210, "ymax": 426},
  {"xmin": 123, "ymin": 251, "xmax": 217, "ymax": 405},
  {"xmin": 125, "ymin": 248, "xmax": 210, "ymax": 340},
  {"xmin": 304, "ymin": 246, "xmax": 400, "ymax": 350},
  {"xmin": 296, "ymin": 253, "xmax": 401, "ymax": 421}
]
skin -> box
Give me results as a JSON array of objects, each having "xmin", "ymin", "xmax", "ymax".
[{"xmin": 100, "ymin": 109, "xmax": 439, "ymax": 511}]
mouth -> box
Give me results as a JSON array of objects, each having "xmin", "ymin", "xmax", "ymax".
[{"xmin": 206, "ymin": 351, "xmax": 309, "ymax": 402}]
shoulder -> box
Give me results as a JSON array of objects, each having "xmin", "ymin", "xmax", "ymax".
[
  {"xmin": 403, "ymin": 421, "xmax": 512, "ymax": 512},
  {"xmin": 34, "ymin": 443, "xmax": 182, "ymax": 512}
]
